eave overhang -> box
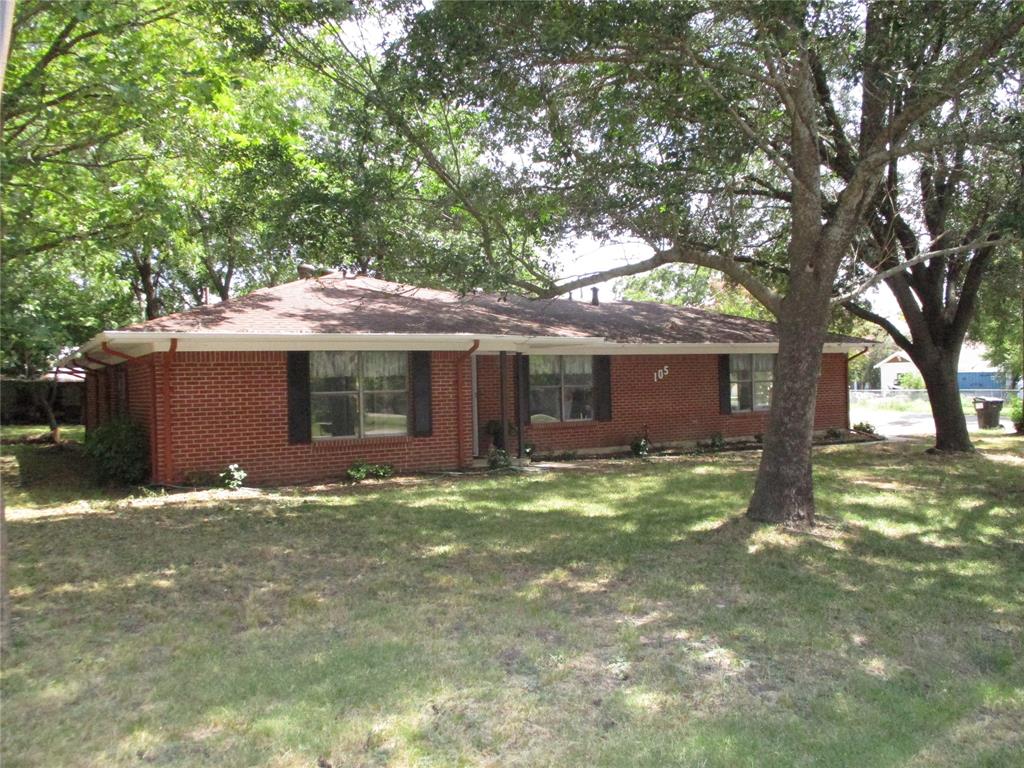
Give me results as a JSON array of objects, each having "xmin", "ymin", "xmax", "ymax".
[{"xmin": 61, "ymin": 330, "xmax": 875, "ymax": 369}]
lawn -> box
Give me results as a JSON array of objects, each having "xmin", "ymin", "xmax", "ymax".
[
  {"xmin": 2, "ymin": 437, "xmax": 1023, "ymax": 767},
  {"xmin": 0, "ymin": 422, "xmax": 86, "ymax": 443}
]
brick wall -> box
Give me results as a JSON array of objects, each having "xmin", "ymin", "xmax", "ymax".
[
  {"xmin": 159, "ymin": 350, "xmax": 473, "ymax": 485},
  {"xmin": 86, "ymin": 348, "xmax": 849, "ymax": 484},
  {"xmin": 86, "ymin": 356, "xmax": 161, "ymax": 477},
  {"xmin": 124, "ymin": 356, "xmax": 158, "ymax": 478},
  {"xmin": 476, "ymin": 352, "xmax": 849, "ymax": 455}
]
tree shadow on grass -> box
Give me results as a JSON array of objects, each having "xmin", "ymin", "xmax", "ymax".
[
  {"xmin": 3, "ymin": 445, "xmax": 1022, "ymax": 766},
  {"xmin": 2, "ymin": 441, "xmax": 133, "ymax": 509}
]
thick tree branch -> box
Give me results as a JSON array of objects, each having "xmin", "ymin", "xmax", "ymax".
[
  {"xmin": 950, "ymin": 239, "xmax": 999, "ymax": 342},
  {"xmin": 832, "ymin": 236, "xmax": 1014, "ymax": 306},
  {"xmin": 532, "ymin": 243, "xmax": 782, "ymax": 315},
  {"xmin": 809, "ymin": 50, "xmax": 855, "ymax": 181},
  {"xmin": 843, "ymin": 300, "xmax": 912, "ymax": 351}
]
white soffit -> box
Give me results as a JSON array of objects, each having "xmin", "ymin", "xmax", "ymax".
[{"xmin": 69, "ymin": 331, "xmax": 871, "ymax": 366}]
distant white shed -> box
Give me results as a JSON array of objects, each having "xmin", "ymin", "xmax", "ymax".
[{"xmin": 875, "ymin": 344, "xmax": 1006, "ymax": 391}]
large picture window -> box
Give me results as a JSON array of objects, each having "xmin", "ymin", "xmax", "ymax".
[
  {"xmin": 529, "ymin": 355, "xmax": 593, "ymax": 423},
  {"xmin": 310, "ymin": 351, "xmax": 408, "ymax": 438},
  {"xmin": 730, "ymin": 353, "xmax": 775, "ymax": 412}
]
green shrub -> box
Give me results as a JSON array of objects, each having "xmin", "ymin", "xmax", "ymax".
[
  {"xmin": 853, "ymin": 421, "xmax": 877, "ymax": 435},
  {"xmin": 896, "ymin": 371, "xmax": 925, "ymax": 389},
  {"xmin": 84, "ymin": 417, "xmax": 149, "ymax": 484},
  {"xmin": 346, "ymin": 461, "xmax": 394, "ymax": 483},
  {"xmin": 630, "ymin": 436, "xmax": 651, "ymax": 458},
  {"xmin": 1007, "ymin": 396, "xmax": 1023, "ymax": 433},
  {"xmin": 825, "ymin": 427, "xmax": 844, "ymax": 440},
  {"xmin": 219, "ymin": 463, "xmax": 247, "ymax": 490},
  {"xmin": 487, "ymin": 448, "xmax": 511, "ymax": 469}
]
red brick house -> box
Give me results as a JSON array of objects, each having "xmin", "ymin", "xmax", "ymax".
[{"xmin": 73, "ymin": 273, "xmax": 865, "ymax": 485}]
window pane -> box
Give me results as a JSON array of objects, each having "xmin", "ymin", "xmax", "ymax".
[
  {"xmin": 530, "ymin": 386, "xmax": 561, "ymax": 422},
  {"xmin": 363, "ymin": 391, "xmax": 408, "ymax": 435},
  {"xmin": 731, "ymin": 381, "xmax": 753, "ymax": 411},
  {"xmin": 753, "ymin": 354, "xmax": 775, "ymax": 375},
  {"xmin": 312, "ymin": 392, "xmax": 358, "ymax": 437},
  {"xmin": 730, "ymin": 354, "xmax": 752, "ymax": 375},
  {"xmin": 563, "ymin": 355, "xmax": 593, "ymax": 385},
  {"xmin": 529, "ymin": 355, "xmax": 561, "ymax": 387},
  {"xmin": 563, "ymin": 385, "xmax": 593, "ymax": 420},
  {"xmin": 311, "ymin": 351, "xmax": 359, "ymax": 392},
  {"xmin": 753, "ymin": 381, "xmax": 772, "ymax": 410},
  {"xmin": 362, "ymin": 351, "xmax": 407, "ymax": 391}
]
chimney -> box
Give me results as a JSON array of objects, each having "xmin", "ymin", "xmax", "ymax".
[
  {"xmin": 591, "ymin": 287, "xmax": 599, "ymax": 306},
  {"xmin": 297, "ymin": 263, "xmax": 317, "ymax": 279}
]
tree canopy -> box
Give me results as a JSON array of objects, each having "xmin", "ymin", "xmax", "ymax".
[
  {"xmin": 1, "ymin": 0, "xmax": 518, "ymax": 377},
  {"xmin": 389, "ymin": 0, "xmax": 1022, "ymax": 521}
]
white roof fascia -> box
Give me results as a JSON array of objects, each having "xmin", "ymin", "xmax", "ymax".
[{"xmin": 75, "ymin": 331, "xmax": 871, "ymax": 360}]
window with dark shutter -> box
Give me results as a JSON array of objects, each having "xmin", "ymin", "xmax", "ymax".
[
  {"xmin": 718, "ymin": 355, "xmax": 732, "ymax": 416},
  {"xmin": 309, "ymin": 351, "xmax": 410, "ymax": 438},
  {"xmin": 287, "ymin": 352, "xmax": 312, "ymax": 444},
  {"xmin": 593, "ymin": 355, "xmax": 612, "ymax": 421},
  {"xmin": 528, "ymin": 355, "xmax": 594, "ymax": 422},
  {"xmin": 728, "ymin": 353, "xmax": 775, "ymax": 412},
  {"xmin": 409, "ymin": 351, "xmax": 432, "ymax": 437}
]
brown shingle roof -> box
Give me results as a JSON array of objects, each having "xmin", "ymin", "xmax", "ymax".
[{"xmin": 118, "ymin": 273, "xmax": 861, "ymax": 345}]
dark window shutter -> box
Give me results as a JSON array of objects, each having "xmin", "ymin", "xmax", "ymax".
[
  {"xmin": 517, "ymin": 355, "xmax": 530, "ymax": 427},
  {"xmin": 287, "ymin": 352, "xmax": 312, "ymax": 444},
  {"xmin": 718, "ymin": 354, "xmax": 732, "ymax": 415},
  {"xmin": 410, "ymin": 351, "xmax": 432, "ymax": 437},
  {"xmin": 593, "ymin": 355, "xmax": 612, "ymax": 421}
]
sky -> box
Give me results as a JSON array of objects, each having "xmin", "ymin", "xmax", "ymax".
[{"xmin": 552, "ymin": 237, "xmax": 906, "ymax": 326}]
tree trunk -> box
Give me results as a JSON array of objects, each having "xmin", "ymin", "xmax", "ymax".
[
  {"xmin": 920, "ymin": 354, "xmax": 974, "ymax": 453},
  {"xmin": 747, "ymin": 291, "xmax": 831, "ymax": 525},
  {"xmin": 31, "ymin": 381, "xmax": 60, "ymax": 442}
]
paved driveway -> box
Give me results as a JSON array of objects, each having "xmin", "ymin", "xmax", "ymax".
[{"xmin": 851, "ymin": 405, "xmax": 1015, "ymax": 438}]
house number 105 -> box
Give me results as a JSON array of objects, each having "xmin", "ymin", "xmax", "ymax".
[{"xmin": 653, "ymin": 365, "xmax": 669, "ymax": 383}]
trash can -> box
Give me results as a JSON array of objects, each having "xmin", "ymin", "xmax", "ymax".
[{"xmin": 973, "ymin": 397, "xmax": 1004, "ymax": 429}]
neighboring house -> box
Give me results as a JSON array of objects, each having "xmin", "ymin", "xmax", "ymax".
[
  {"xmin": 875, "ymin": 343, "xmax": 1006, "ymax": 391},
  {"xmin": 0, "ymin": 369, "xmax": 85, "ymax": 425},
  {"xmin": 68, "ymin": 273, "xmax": 867, "ymax": 485},
  {"xmin": 874, "ymin": 351, "xmax": 917, "ymax": 391}
]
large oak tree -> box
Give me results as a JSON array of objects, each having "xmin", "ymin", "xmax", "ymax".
[{"xmin": 388, "ymin": 0, "xmax": 1022, "ymax": 523}]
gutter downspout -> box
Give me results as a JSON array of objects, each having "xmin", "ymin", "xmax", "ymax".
[
  {"xmin": 101, "ymin": 342, "xmax": 135, "ymax": 361},
  {"xmin": 455, "ymin": 340, "xmax": 480, "ymax": 468},
  {"xmin": 160, "ymin": 339, "xmax": 178, "ymax": 484},
  {"xmin": 84, "ymin": 354, "xmax": 109, "ymax": 368},
  {"xmin": 847, "ymin": 346, "xmax": 871, "ymax": 363}
]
